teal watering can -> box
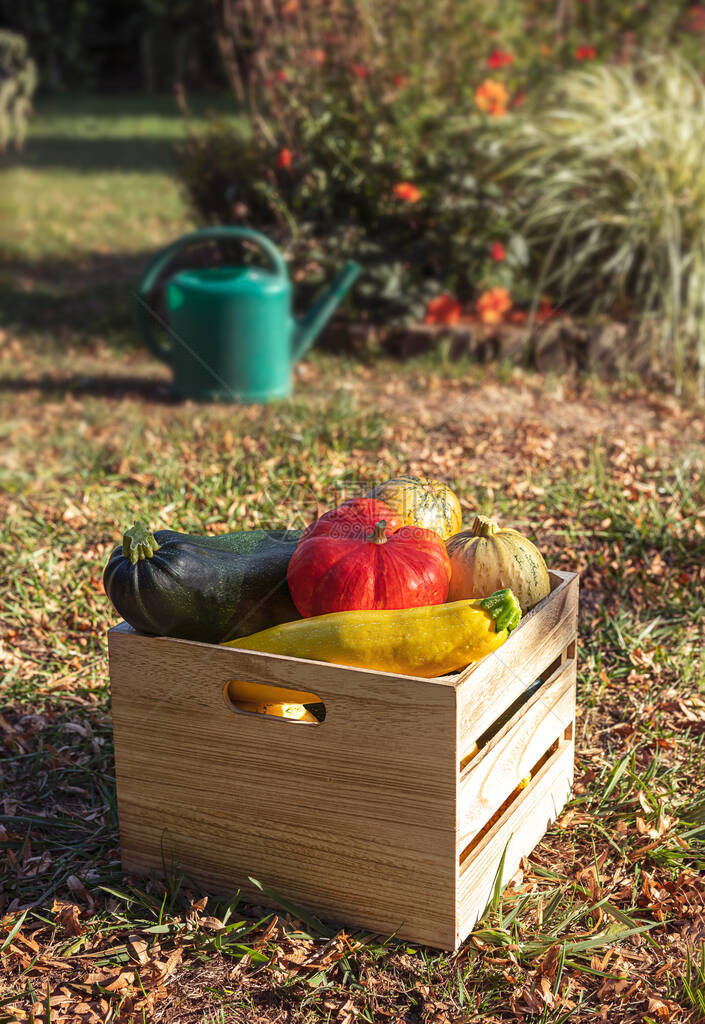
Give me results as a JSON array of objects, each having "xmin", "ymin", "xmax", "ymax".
[{"xmin": 134, "ymin": 227, "xmax": 360, "ymax": 402}]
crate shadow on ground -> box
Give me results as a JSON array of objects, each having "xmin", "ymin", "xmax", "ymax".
[{"xmin": 1, "ymin": 696, "xmax": 120, "ymax": 913}]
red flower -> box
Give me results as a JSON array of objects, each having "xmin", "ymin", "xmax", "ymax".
[
  {"xmin": 487, "ymin": 50, "xmax": 514, "ymax": 68},
  {"xmin": 276, "ymin": 147, "xmax": 293, "ymax": 170},
  {"xmin": 490, "ymin": 241, "xmax": 506, "ymax": 262},
  {"xmin": 392, "ymin": 74, "xmax": 410, "ymax": 88},
  {"xmin": 512, "ymin": 90, "xmax": 527, "ymax": 108},
  {"xmin": 537, "ymin": 297, "xmax": 558, "ymax": 321},
  {"xmin": 274, "ymin": 70, "xmax": 288, "ymax": 83},
  {"xmin": 476, "ymin": 287, "xmax": 512, "ymax": 325},
  {"xmin": 575, "ymin": 45, "xmax": 597, "ymax": 60},
  {"xmin": 392, "ymin": 182, "xmax": 422, "ymax": 203},
  {"xmin": 475, "ymin": 78, "xmax": 509, "ymax": 117},
  {"xmin": 350, "ymin": 64, "xmax": 368, "ymax": 78},
  {"xmin": 306, "ymin": 48, "xmax": 327, "ymax": 65},
  {"xmin": 686, "ymin": 4, "xmax": 705, "ymax": 30},
  {"xmin": 424, "ymin": 294, "xmax": 463, "ymax": 325}
]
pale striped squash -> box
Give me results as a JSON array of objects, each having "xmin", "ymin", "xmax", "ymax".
[{"xmin": 446, "ymin": 514, "xmax": 550, "ymax": 613}]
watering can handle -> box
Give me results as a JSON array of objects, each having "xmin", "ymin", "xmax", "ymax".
[{"xmin": 134, "ymin": 227, "xmax": 289, "ymax": 363}]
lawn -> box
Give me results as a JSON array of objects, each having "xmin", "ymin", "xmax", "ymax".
[
  {"xmin": 0, "ymin": 93, "xmax": 241, "ymax": 352},
  {"xmin": 2, "ymin": 97, "xmax": 705, "ymax": 1024}
]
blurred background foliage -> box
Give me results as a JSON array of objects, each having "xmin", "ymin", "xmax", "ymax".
[
  {"xmin": 5, "ymin": 0, "xmax": 705, "ymax": 385},
  {"xmin": 0, "ymin": 29, "xmax": 37, "ymax": 150},
  {"xmin": 0, "ymin": 0, "xmax": 221, "ymax": 93}
]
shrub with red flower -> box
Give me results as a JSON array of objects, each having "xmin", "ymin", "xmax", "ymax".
[
  {"xmin": 474, "ymin": 78, "xmax": 509, "ymax": 117},
  {"xmin": 424, "ymin": 294, "xmax": 463, "ymax": 325},
  {"xmin": 180, "ymin": 0, "xmax": 705, "ymax": 343},
  {"xmin": 393, "ymin": 182, "xmax": 422, "ymax": 203},
  {"xmin": 686, "ymin": 4, "xmax": 705, "ymax": 31},
  {"xmin": 537, "ymin": 297, "xmax": 558, "ymax": 321},
  {"xmin": 487, "ymin": 50, "xmax": 514, "ymax": 68},
  {"xmin": 476, "ymin": 287, "xmax": 512, "ymax": 324},
  {"xmin": 306, "ymin": 48, "xmax": 327, "ymax": 65}
]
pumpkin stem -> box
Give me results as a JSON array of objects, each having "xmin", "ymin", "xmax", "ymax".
[
  {"xmin": 368, "ymin": 520, "xmax": 388, "ymax": 544},
  {"xmin": 472, "ymin": 514, "xmax": 500, "ymax": 538},
  {"xmin": 122, "ymin": 522, "xmax": 160, "ymax": 565}
]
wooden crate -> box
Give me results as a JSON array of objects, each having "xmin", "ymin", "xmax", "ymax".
[{"xmin": 108, "ymin": 570, "xmax": 578, "ymax": 949}]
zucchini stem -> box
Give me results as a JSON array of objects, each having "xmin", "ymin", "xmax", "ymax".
[
  {"xmin": 122, "ymin": 522, "xmax": 160, "ymax": 564},
  {"xmin": 480, "ymin": 588, "xmax": 522, "ymax": 633}
]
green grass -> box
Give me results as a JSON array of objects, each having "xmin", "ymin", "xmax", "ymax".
[
  {"xmin": 0, "ymin": 93, "xmax": 245, "ymax": 352},
  {"xmin": 0, "ymin": 93, "xmax": 228, "ymax": 260},
  {"xmin": 2, "ymin": 356, "xmax": 705, "ymax": 1021},
  {"xmin": 2, "ymin": 94, "xmax": 705, "ymax": 1023},
  {"xmin": 27, "ymin": 93, "xmax": 237, "ymax": 138}
]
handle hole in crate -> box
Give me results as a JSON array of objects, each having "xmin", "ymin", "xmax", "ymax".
[{"xmin": 224, "ymin": 680, "xmax": 325, "ymax": 725}]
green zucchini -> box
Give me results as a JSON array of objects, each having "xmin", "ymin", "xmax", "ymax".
[{"xmin": 103, "ymin": 522, "xmax": 302, "ymax": 643}]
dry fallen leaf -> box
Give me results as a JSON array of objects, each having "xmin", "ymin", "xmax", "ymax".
[
  {"xmin": 66, "ymin": 874, "xmax": 95, "ymax": 911},
  {"xmin": 199, "ymin": 915, "xmax": 225, "ymax": 932},
  {"xmin": 51, "ymin": 899, "xmax": 84, "ymax": 937},
  {"xmin": 103, "ymin": 969, "xmax": 135, "ymax": 992},
  {"xmin": 646, "ymin": 995, "xmax": 672, "ymax": 1020},
  {"xmin": 127, "ymin": 934, "xmax": 149, "ymax": 964}
]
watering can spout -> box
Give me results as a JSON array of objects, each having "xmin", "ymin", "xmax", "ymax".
[{"xmin": 293, "ymin": 261, "xmax": 361, "ymax": 361}]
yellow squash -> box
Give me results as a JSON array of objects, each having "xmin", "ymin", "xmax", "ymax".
[
  {"xmin": 224, "ymin": 588, "xmax": 521, "ymax": 678},
  {"xmin": 234, "ymin": 700, "xmax": 320, "ymax": 724},
  {"xmin": 367, "ymin": 476, "xmax": 462, "ymax": 540}
]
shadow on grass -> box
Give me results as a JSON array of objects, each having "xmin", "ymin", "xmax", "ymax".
[
  {"xmin": 1, "ymin": 695, "xmax": 120, "ymax": 913},
  {"xmin": 3, "ymin": 135, "xmax": 182, "ymax": 173},
  {"xmin": 0, "ymin": 241, "xmax": 256, "ymax": 342},
  {"xmin": 0, "ymin": 372, "xmax": 177, "ymax": 403},
  {"xmin": 0, "ymin": 251, "xmax": 153, "ymax": 339}
]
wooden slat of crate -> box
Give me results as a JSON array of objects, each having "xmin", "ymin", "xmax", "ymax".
[
  {"xmin": 456, "ymin": 571, "xmax": 579, "ymax": 757},
  {"xmin": 109, "ymin": 626, "xmax": 459, "ymax": 948},
  {"xmin": 457, "ymin": 658, "xmax": 576, "ymax": 853},
  {"xmin": 108, "ymin": 568, "xmax": 580, "ymax": 950},
  {"xmin": 108, "ymin": 618, "xmax": 461, "ymax": 689},
  {"xmin": 456, "ymin": 736, "xmax": 574, "ymax": 943}
]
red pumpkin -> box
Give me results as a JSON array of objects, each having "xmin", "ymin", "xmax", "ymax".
[{"xmin": 287, "ymin": 498, "xmax": 451, "ymax": 618}]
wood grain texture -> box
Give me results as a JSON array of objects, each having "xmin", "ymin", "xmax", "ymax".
[
  {"xmin": 457, "ymin": 659, "xmax": 576, "ymax": 851},
  {"xmin": 108, "ymin": 626, "xmax": 458, "ymax": 948},
  {"xmin": 456, "ymin": 571, "xmax": 578, "ymax": 757},
  {"xmin": 456, "ymin": 738, "xmax": 574, "ymax": 944},
  {"xmin": 107, "ymin": 569, "xmax": 578, "ymax": 950}
]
